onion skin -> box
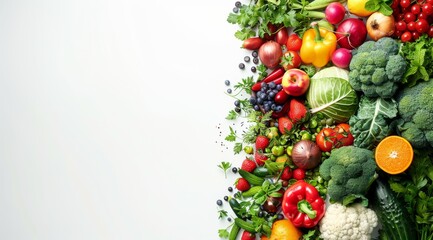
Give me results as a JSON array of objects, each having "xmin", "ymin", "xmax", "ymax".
[
  {"xmin": 366, "ymin": 12, "xmax": 395, "ymax": 41},
  {"xmin": 335, "ymin": 18, "xmax": 367, "ymax": 50},
  {"xmin": 291, "ymin": 140, "xmax": 322, "ymax": 170},
  {"xmin": 258, "ymin": 40, "xmax": 283, "ymax": 69}
]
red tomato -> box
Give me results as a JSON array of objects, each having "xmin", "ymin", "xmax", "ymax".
[
  {"xmin": 395, "ymin": 20, "xmax": 407, "ymax": 31},
  {"xmin": 422, "ymin": 3, "xmax": 433, "ymax": 15},
  {"xmin": 428, "ymin": 25, "xmax": 433, "ymax": 37},
  {"xmin": 404, "ymin": 12, "xmax": 417, "ymax": 23},
  {"xmin": 411, "ymin": 4, "xmax": 421, "ymax": 15},
  {"xmin": 292, "ymin": 168, "xmax": 305, "ymax": 180},
  {"xmin": 275, "ymin": 27, "xmax": 289, "ymax": 46},
  {"xmin": 401, "ymin": 31, "xmax": 412, "ymax": 42},
  {"xmin": 333, "ymin": 123, "xmax": 355, "ymax": 147},
  {"xmin": 407, "ymin": 21, "xmax": 416, "ymax": 31},
  {"xmin": 316, "ymin": 128, "xmax": 337, "ymax": 152},
  {"xmin": 280, "ymin": 50, "xmax": 301, "ymax": 70},
  {"xmin": 416, "ymin": 19, "xmax": 429, "ymax": 33},
  {"xmin": 400, "ymin": 0, "xmax": 411, "ymax": 8},
  {"xmin": 285, "ymin": 33, "xmax": 302, "ymax": 51}
]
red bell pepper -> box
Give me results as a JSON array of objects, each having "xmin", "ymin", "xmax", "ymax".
[{"xmin": 281, "ymin": 180, "xmax": 325, "ymax": 228}]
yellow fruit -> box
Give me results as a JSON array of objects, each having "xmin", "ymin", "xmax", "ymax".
[
  {"xmin": 347, "ymin": 0, "xmax": 374, "ymax": 17},
  {"xmin": 269, "ymin": 219, "xmax": 302, "ymax": 240}
]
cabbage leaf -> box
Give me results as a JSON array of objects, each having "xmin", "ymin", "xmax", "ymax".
[{"xmin": 307, "ymin": 77, "xmax": 358, "ymax": 123}]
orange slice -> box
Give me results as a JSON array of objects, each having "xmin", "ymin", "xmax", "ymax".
[{"xmin": 375, "ymin": 136, "xmax": 414, "ymax": 174}]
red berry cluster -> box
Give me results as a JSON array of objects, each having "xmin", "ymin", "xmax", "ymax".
[{"xmin": 392, "ymin": 0, "xmax": 433, "ymax": 42}]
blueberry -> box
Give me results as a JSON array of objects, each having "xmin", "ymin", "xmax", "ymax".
[
  {"xmin": 244, "ymin": 56, "xmax": 250, "ymax": 62},
  {"xmin": 224, "ymin": 80, "xmax": 230, "ymax": 86},
  {"xmin": 257, "ymin": 98, "xmax": 263, "ymax": 104},
  {"xmin": 227, "ymin": 217, "xmax": 232, "ymax": 222},
  {"xmin": 232, "ymin": 167, "xmax": 238, "ymax": 173},
  {"xmin": 268, "ymin": 82, "xmax": 276, "ymax": 89},
  {"xmin": 235, "ymin": 107, "xmax": 241, "ymax": 113},
  {"xmin": 260, "ymin": 82, "xmax": 267, "ymax": 88},
  {"xmin": 276, "ymin": 105, "xmax": 283, "ymax": 112},
  {"xmin": 234, "ymin": 100, "xmax": 240, "ymax": 107},
  {"xmin": 253, "ymin": 57, "xmax": 259, "ymax": 64},
  {"xmin": 227, "ymin": 88, "xmax": 232, "ymax": 94},
  {"xmin": 217, "ymin": 199, "xmax": 223, "ymax": 206},
  {"xmin": 249, "ymin": 97, "xmax": 257, "ymax": 105},
  {"xmin": 276, "ymin": 84, "xmax": 283, "ymax": 90},
  {"xmin": 252, "ymin": 50, "xmax": 258, "ymax": 58},
  {"xmin": 228, "ymin": 186, "xmax": 233, "ymax": 192},
  {"xmin": 251, "ymin": 66, "xmax": 256, "ymax": 73},
  {"xmin": 271, "ymin": 104, "xmax": 276, "ymax": 110},
  {"xmin": 253, "ymin": 105, "xmax": 260, "ymax": 111},
  {"xmin": 235, "ymin": 1, "xmax": 242, "ymax": 7},
  {"xmin": 224, "ymin": 196, "xmax": 229, "ymax": 201},
  {"xmin": 232, "ymin": 7, "xmax": 239, "ymax": 13},
  {"xmin": 239, "ymin": 63, "xmax": 245, "ymax": 69}
]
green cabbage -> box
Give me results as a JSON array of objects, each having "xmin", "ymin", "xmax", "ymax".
[{"xmin": 307, "ymin": 75, "xmax": 358, "ymax": 123}]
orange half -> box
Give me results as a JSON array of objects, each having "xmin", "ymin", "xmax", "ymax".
[{"xmin": 375, "ymin": 136, "xmax": 414, "ymax": 175}]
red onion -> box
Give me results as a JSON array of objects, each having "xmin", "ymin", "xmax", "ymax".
[
  {"xmin": 291, "ymin": 140, "xmax": 322, "ymax": 170},
  {"xmin": 258, "ymin": 40, "xmax": 283, "ymax": 69},
  {"xmin": 336, "ymin": 18, "xmax": 367, "ymax": 50}
]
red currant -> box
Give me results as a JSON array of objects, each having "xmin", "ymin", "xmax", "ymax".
[
  {"xmin": 401, "ymin": 31, "xmax": 412, "ymax": 42},
  {"xmin": 411, "ymin": 4, "xmax": 422, "ymax": 14},
  {"xmin": 404, "ymin": 12, "xmax": 417, "ymax": 23},
  {"xmin": 416, "ymin": 19, "xmax": 430, "ymax": 33},
  {"xmin": 396, "ymin": 20, "xmax": 407, "ymax": 31}
]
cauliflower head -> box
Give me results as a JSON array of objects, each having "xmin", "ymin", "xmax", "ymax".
[
  {"xmin": 319, "ymin": 203, "xmax": 378, "ymax": 240},
  {"xmin": 349, "ymin": 37, "xmax": 406, "ymax": 99}
]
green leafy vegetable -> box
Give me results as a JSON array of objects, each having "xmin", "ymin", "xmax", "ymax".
[
  {"xmin": 364, "ymin": 0, "xmax": 393, "ymax": 16},
  {"xmin": 307, "ymin": 77, "xmax": 359, "ymax": 123},
  {"xmin": 349, "ymin": 96, "xmax": 398, "ymax": 150},
  {"xmin": 401, "ymin": 35, "xmax": 433, "ymax": 87}
]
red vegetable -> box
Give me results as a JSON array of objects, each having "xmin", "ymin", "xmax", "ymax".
[
  {"xmin": 251, "ymin": 68, "xmax": 285, "ymax": 91},
  {"xmin": 275, "ymin": 27, "xmax": 289, "ymax": 46},
  {"xmin": 325, "ymin": 2, "xmax": 346, "ymax": 24},
  {"xmin": 258, "ymin": 40, "xmax": 283, "ymax": 69},
  {"xmin": 282, "ymin": 180, "xmax": 325, "ymax": 228},
  {"xmin": 331, "ymin": 48, "xmax": 352, "ymax": 69},
  {"xmin": 274, "ymin": 90, "xmax": 289, "ymax": 104},
  {"xmin": 335, "ymin": 18, "xmax": 367, "ymax": 49},
  {"xmin": 242, "ymin": 37, "xmax": 265, "ymax": 50},
  {"xmin": 291, "ymin": 140, "xmax": 322, "ymax": 169}
]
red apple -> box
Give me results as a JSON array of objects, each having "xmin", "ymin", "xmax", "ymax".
[{"xmin": 281, "ymin": 69, "xmax": 310, "ymax": 96}]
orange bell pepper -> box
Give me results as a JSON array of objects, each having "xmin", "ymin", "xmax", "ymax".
[
  {"xmin": 267, "ymin": 219, "xmax": 302, "ymax": 240},
  {"xmin": 300, "ymin": 22, "xmax": 337, "ymax": 68}
]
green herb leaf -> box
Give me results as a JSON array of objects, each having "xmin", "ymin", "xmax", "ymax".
[
  {"xmin": 225, "ymin": 126, "xmax": 237, "ymax": 142},
  {"xmin": 218, "ymin": 229, "xmax": 229, "ymax": 238},
  {"xmin": 218, "ymin": 161, "xmax": 232, "ymax": 178},
  {"xmin": 234, "ymin": 142, "xmax": 243, "ymax": 154},
  {"xmin": 218, "ymin": 210, "xmax": 228, "ymax": 219},
  {"xmin": 226, "ymin": 110, "xmax": 238, "ymax": 120}
]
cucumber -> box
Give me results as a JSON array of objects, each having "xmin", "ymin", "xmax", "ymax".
[
  {"xmin": 253, "ymin": 167, "xmax": 270, "ymax": 177},
  {"xmin": 241, "ymin": 186, "xmax": 262, "ymax": 198},
  {"xmin": 228, "ymin": 197, "xmax": 243, "ymax": 218},
  {"xmin": 234, "ymin": 218, "xmax": 256, "ymax": 233},
  {"xmin": 368, "ymin": 177, "xmax": 417, "ymax": 240},
  {"xmin": 238, "ymin": 169, "xmax": 265, "ymax": 186},
  {"xmin": 228, "ymin": 223, "xmax": 240, "ymax": 240}
]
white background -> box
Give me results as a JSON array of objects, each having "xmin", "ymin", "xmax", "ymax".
[{"xmin": 0, "ymin": 0, "xmax": 247, "ymax": 239}]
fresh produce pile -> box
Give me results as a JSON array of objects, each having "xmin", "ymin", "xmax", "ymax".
[{"xmin": 216, "ymin": 0, "xmax": 433, "ymax": 239}]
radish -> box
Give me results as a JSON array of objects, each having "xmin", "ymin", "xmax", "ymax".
[
  {"xmin": 331, "ymin": 48, "xmax": 352, "ymax": 69},
  {"xmin": 325, "ymin": 2, "xmax": 346, "ymax": 25},
  {"xmin": 335, "ymin": 18, "xmax": 367, "ymax": 50}
]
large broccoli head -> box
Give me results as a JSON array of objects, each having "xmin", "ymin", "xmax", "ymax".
[
  {"xmin": 319, "ymin": 146, "xmax": 377, "ymax": 202},
  {"xmin": 394, "ymin": 80, "xmax": 433, "ymax": 149},
  {"xmin": 349, "ymin": 37, "xmax": 406, "ymax": 99}
]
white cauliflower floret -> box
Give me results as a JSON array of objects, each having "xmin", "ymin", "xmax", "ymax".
[{"xmin": 319, "ymin": 203, "xmax": 378, "ymax": 240}]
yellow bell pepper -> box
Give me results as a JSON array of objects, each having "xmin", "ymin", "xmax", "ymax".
[{"xmin": 300, "ymin": 22, "xmax": 337, "ymax": 68}]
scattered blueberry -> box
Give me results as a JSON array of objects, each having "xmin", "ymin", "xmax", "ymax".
[
  {"xmin": 232, "ymin": 7, "xmax": 238, "ymax": 13},
  {"xmin": 228, "ymin": 186, "xmax": 233, "ymax": 192},
  {"xmin": 227, "ymin": 88, "xmax": 232, "ymax": 94},
  {"xmin": 224, "ymin": 80, "xmax": 230, "ymax": 86},
  {"xmin": 232, "ymin": 167, "xmax": 238, "ymax": 173},
  {"xmin": 244, "ymin": 56, "xmax": 250, "ymax": 62},
  {"xmin": 235, "ymin": 1, "xmax": 242, "ymax": 7},
  {"xmin": 239, "ymin": 63, "xmax": 245, "ymax": 69},
  {"xmin": 227, "ymin": 217, "xmax": 232, "ymax": 222},
  {"xmin": 235, "ymin": 107, "xmax": 241, "ymax": 113},
  {"xmin": 217, "ymin": 199, "xmax": 223, "ymax": 206},
  {"xmin": 251, "ymin": 66, "xmax": 256, "ymax": 73},
  {"xmin": 253, "ymin": 57, "xmax": 259, "ymax": 64},
  {"xmin": 234, "ymin": 100, "xmax": 240, "ymax": 107},
  {"xmin": 252, "ymin": 50, "xmax": 258, "ymax": 58},
  {"xmin": 224, "ymin": 196, "xmax": 229, "ymax": 201}
]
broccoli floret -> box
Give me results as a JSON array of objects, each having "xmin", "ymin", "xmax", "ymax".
[
  {"xmin": 374, "ymin": 37, "xmax": 399, "ymax": 56},
  {"xmin": 386, "ymin": 55, "xmax": 407, "ymax": 82},
  {"xmin": 319, "ymin": 146, "xmax": 376, "ymax": 202},
  {"xmin": 349, "ymin": 38, "xmax": 406, "ymax": 98},
  {"xmin": 393, "ymin": 80, "xmax": 433, "ymax": 149}
]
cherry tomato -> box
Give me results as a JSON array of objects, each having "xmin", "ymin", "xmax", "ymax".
[
  {"xmin": 394, "ymin": 29, "xmax": 403, "ymax": 37},
  {"xmin": 292, "ymin": 168, "xmax": 305, "ymax": 180},
  {"xmin": 316, "ymin": 128, "xmax": 337, "ymax": 152},
  {"xmin": 416, "ymin": 19, "xmax": 430, "ymax": 33},
  {"xmin": 418, "ymin": 11, "xmax": 430, "ymax": 19},
  {"xmin": 280, "ymin": 50, "xmax": 301, "ymax": 70},
  {"xmin": 400, "ymin": 0, "xmax": 411, "ymax": 8},
  {"xmin": 404, "ymin": 12, "xmax": 417, "ymax": 22},
  {"xmin": 427, "ymin": 0, "xmax": 433, "ymax": 5},
  {"xmin": 391, "ymin": 0, "xmax": 400, "ymax": 9},
  {"xmin": 422, "ymin": 3, "xmax": 433, "ymax": 15},
  {"xmin": 412, "ymin": 30, "xmax": 421, "ymax": 40},
  {"xmin": 411, "ymin": 4, "xmax": 422, "ymax": 14},
  {"xmin": 428, "ymin": 25, "xmax": 433, "ymax": 37},
  {"xmin": 395, "ymin": 20, "xmax": 407, "ymax": 31},
  {"xmin": 285, "ymin": 33, "xmax": 302, "ymax": 51},
  {"xmin": 407, "ymin": 21, "xmax": 417, "ymax": 31},
  {"xmin": 401, "ymin": 31, "xmax": 412, "ymax": 42}
]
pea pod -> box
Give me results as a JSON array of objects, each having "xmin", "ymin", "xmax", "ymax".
[{"xmin": 238, "ymin": 169, "xmax": 265, "ymax": 186}]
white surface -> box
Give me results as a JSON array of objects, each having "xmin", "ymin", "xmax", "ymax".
[{"xmin": 0, "ymin": 0, "xmax": 242, "ymax": 239}]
